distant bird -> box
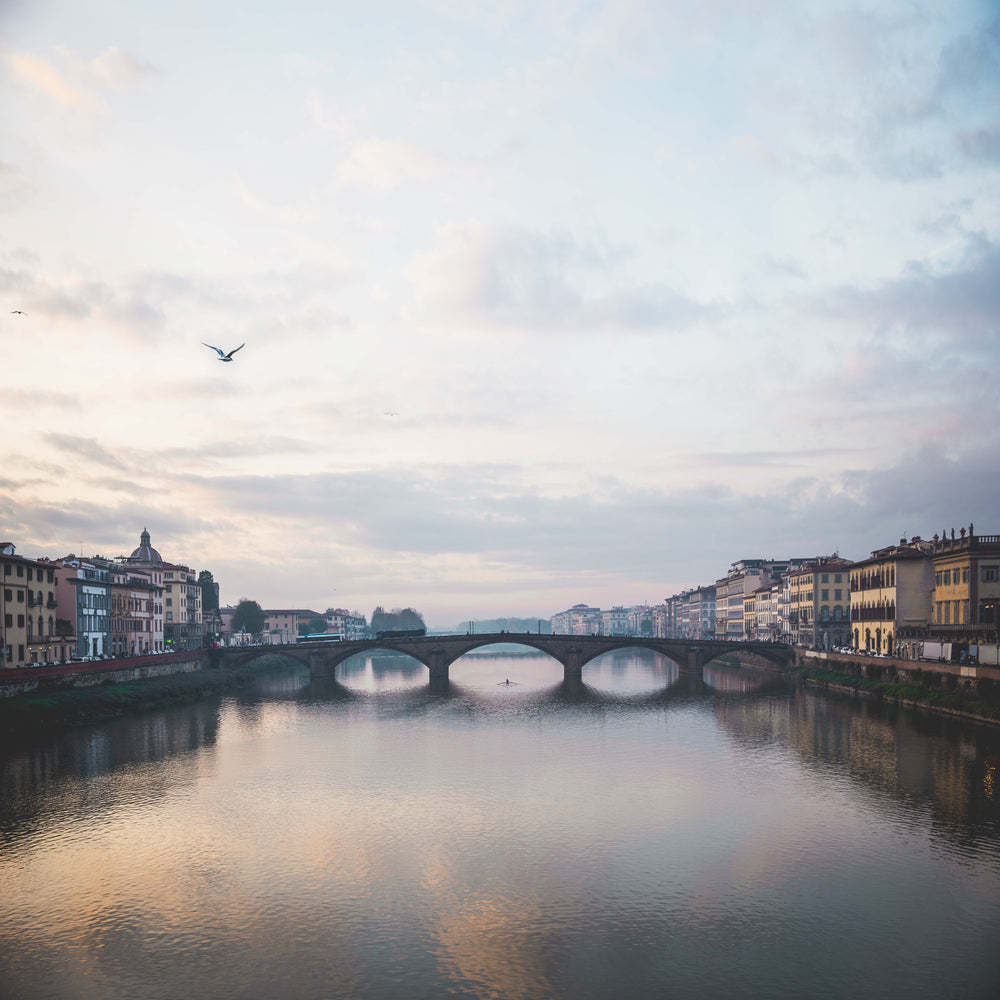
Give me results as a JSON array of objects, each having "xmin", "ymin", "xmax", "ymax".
[
  {"xmin": 202, "ymin": 341, "xmax": 245, "ymax": 362},
  {"xmin": 384, "ymin": 411, "xmax": 399, "ymax": 416},
  {"xmin": 10, "ymin": 310, "xmax": 26, "ymax": 315}
]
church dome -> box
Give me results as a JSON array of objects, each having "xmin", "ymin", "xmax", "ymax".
[{"xmin": 130, "ymin": 527, "xmax": 163, "ymax": 564}]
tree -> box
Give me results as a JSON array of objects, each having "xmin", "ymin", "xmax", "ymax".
[
  {"xmin": 231, "ymin": 598, "xmax": 265, "ymax": 636},
  {"xmin": 55, "ymin": 618, "xmax": 74, "ymax": 636},
  {"xmin": 371, "ymin": 606, "xmax": 425, "ymax": 633},
  {"xmin": 298, "ymin": 617, "xmax": 328, "ymax": 636},
  {"xmin": 198, "ymin": 570, "xmax": 219, "ymax": 614}
]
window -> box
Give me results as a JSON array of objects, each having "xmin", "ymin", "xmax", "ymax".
[
  {"xmin": 983, "ymin": 567, "xmax": 999, "ymax": 583},
  {"xmin": 821, "ymin": 589, "xmax": 829, "ymax": 601},
  {"xmin": 834, "ymin": 589, "xmax": 842, "ymax": 601},
  {"xmin": 963, "ymin": 568, "xmax": 969, "ymax": 583},
  {"xmin": 3, "ymin": 589, "xmax": 10, "ymax": 601},
  {"xmin": 822, "ymin": 574, "xmax": 829, "ymax": 583},
  {"xmin": 17, "ymin": 614, "xmax": 24, "ymax": 627},
  {"xmin": 943, "ymin": 570, "xmax": 951, "ymax": 585},
  {"xmin": 980, "ymin": 600, "xmax": 997, "ymax": 625}
]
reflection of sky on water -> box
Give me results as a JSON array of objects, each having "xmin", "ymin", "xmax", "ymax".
[
  {"xmin": 2, "ymin": 655, "xmax": 1000, "ymax": 999},
  {"xmin": 334, "ymin": 645, "xmax": 684, "ymax": 696}
]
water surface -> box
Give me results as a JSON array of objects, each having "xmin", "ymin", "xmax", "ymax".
[{"xmin": 2, "ymin": 647, "xmax": 999, "ymax": 999}]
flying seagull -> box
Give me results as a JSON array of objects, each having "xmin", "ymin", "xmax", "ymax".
[
  {"xmin": 202, "ymin": 341, "xmax": 245, "ymax": 362},
  {"xmin": 10, "ymin": 310, "xmax": 26, "ymax": 315},
  {"xmin": 384, "ymin": 411, "xmax": 399, "ymax": 416}
]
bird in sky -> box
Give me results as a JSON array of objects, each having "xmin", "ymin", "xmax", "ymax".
[
  {"xmin": 384, "ymin": 411, "xmax": 400, "ymax": 416},
  {"xmin": 202, "ymin": 341, "xmax": 245, "ymax": 362},
  {"xmin": 10, "ymin": 310, "xmax": 26, "ymax": 315}
]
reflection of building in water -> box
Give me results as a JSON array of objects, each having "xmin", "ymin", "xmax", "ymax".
[
  {"xmin": 0, "ymin": 699, "xmax": 221, "ymax": 844},
  {"xmin": 713, "ymin": 687, "xmax": 997, "ymax": 832}
]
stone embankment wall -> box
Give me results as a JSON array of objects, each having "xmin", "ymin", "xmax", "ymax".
[
  {"xmin": 0, "ymin": 650, "xmax": 205, "ymax": 699},
  {"xmin": 794, "ymin": 649, "xmax": 1000, "ymax": 698}
]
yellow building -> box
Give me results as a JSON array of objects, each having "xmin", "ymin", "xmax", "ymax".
[
  {"xmin": 929, "ymin": 524, "xmax": 1000, "ymax": 638},
  {"xmin": 1, "ymin": 542, "xmax": 62, "ymax": 668},
  {"xmin": 785, "ymin": 560, "xmax": 851, "ymax": 649},
  {"xmin": 850, "ymin": 538, "xmax": 934, "ymax": 655}
]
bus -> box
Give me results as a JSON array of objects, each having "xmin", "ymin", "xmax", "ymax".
[{"xmin": 295, "ymin": 632, "xmax": 345, "ymax": 644}]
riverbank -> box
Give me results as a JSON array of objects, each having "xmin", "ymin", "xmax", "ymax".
[
  {"xmin": 0, "ymin": 658, "xmax": 296, "ymax": 744},
  {"xmin": 787, "ymin": 661, "xmax": 1000, "ymax": 725}
]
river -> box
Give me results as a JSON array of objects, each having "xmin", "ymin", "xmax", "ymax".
[{"xmin": 1, "ymin": 647, "xmax": 999, "ymax": 1000}]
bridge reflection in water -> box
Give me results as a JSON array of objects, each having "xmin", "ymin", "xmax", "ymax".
[{"xmin": 218, "ymin": 633, "xmax": 793, "ymax": 692}]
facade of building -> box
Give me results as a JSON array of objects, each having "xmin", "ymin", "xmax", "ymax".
[
  {"xmin": 2, "ymin": 544, "xmax": 68, "ymax": 668},
  {"xmin": 715, "ymin": 560, "xmax": 813, "ymax": 639},
  {"xmin": 110, "ymin": 562, "xmax": 164, "ymax": 656},
  {"xmin": 323, "ymin": 608, "xmax": 368, "ymax": 640},
  {"xmin": 887, "ymin": 525, "xmax": 1000, "ymax": 660},
  {"xmin": 123, "ymin": 529, "xmax": 200, "ymax": 650},
  {"xmin": 754, "ymin": 581, "xmax": 781, "ymax": 641},
  {"xmin": 264, "ymin": 609, "xmax": 306, "ymax": 643},
  {"xmin": 550, "ymin": 604, "xmax": 602, "ymax": 635},
  {"xmin": 601, "ymin": 606, "xmax": 630, "ymax": 635},
  {"xmin": 786, "ymin": 560, "xmax": 851, "ymax": 649},
  {"xmin": 53, "ymin": 555, "xmax": 112, "ymax": 659},
  {"xmin": 162, "ymin": 563, "xmax": 202, "ymax": 649},
  {"xmin": 929, "ymin": 526, "xmax": 1000, "ymax": 635},
  {"xmin": 850, "ymin": 538, "xmax": 934, "ymax": 655}
]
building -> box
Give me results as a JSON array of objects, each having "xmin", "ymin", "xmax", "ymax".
[
  {"xmin": 890, "ymin": 525, "xmax": 1000, "ymax": 660},
  {"xmin": 54, "ymin": 555, "xmax": 112, "ymax": 659},
  {"xmin": 690, "ymin": 585, "xmax": 717, "ymax": 639},
  {"xmin": 125, "ymin": 529, "xmax": 201, "ymax": 650},
  {"xmin": 323, "ymin": 608, "xmax": 368, "ymax": 640},
  {"xmin": 850, "ymin": 537, "xmax": 934, "ymax": 655},
  {"xmin": 110, "ymin": 562, "xmax": 164, "ymax": 656},
  {"xmin": 2, "ymin": 543, "xmax": 71, "ymax": 668},
  {"xmin": 753, "ymin": 581, "xmax": 782, "ymax": 641},
  {"xmin": 786, "ymin": 559, "xmax": 851, "ymax": 649},
  {"xmin": 600, "ymin": 606, "xmax": 630, "ymax": 635},
  {"xmin": 550, "ymin": 604, "xmax": 602, "ymax": 635},
  {"xmin": 161, "ymin": 563, "xmax": 202, "ymax": 649}
]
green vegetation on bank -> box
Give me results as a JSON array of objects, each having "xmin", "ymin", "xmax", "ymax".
[
  {"xmin": 788, "ymin": 662, "xmax": 1000, "ymax": 723},
  {"xmin": 0, "ymin": 660, "xmax": 292, "ymax": 741}
]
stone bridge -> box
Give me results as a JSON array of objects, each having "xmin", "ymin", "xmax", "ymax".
[{"xmin": 215, "ymin": 633, "xmax": 793, "ymax": 688}]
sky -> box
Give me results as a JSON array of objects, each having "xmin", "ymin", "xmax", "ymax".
[{"xmin": 1, "ymin": 0, "xmax": 998, "ymax": 627}]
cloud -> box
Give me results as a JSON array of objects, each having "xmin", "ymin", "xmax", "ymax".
[
  {"xmin": 812, "ymin": 238, "xmax": 1000, "ymax": 347},
  {"xmin": 337, "ymin": 136, "xmax": 446, "ymax": 192},
  {"xmin": 0, "ymin": 161, "xmax": 36, "ymax": 211},
  {"xmin": 87, "ymin": 46, "xmax": 156, "ymax": 88},
  {"xmin": 5, "ymin": 51, "xmax": 96, "ymax": 111},
  {"xmin": 956, "ymin": 123, "xmax": 1000, "ymax": 162},
  {"xmin": 4, "ymin": 44, "xmax": 154, "ymax": 120},
  {"xmin": 0, "ymin": 388, "xmax": 80, "ymax": 411},
  {"xmin": 43, "ymin": 434, "xmax": 129, "ymax": 471},
  {"xmin": 408, "ymin": 221, "xmax": 717, "ymax": 333}
]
